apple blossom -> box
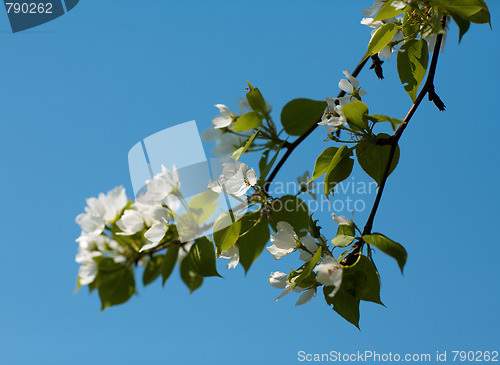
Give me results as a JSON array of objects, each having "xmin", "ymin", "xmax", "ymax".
[
  {"xmin": 332, "ymin": 213, "xmax": 353, "ymax": 226},
  {"xmin": 266, "ymin": 221, "xmax": 298, "ymax": 260},
  {"xmin": 208, "ymin": 161, "xmax": 257, "ymax": 197},
  {"xmin": 220, "ymin": 245, "xmax": 240, "ymax": 269},
  {"xmin": 298, "ymin": 235, "xmax": 319, "ymax": 262},
  {"xmin": 212, "ymin": 104, "xmax": 235, "ymax": 129},
  {"xmin": 315, "ymin": 256, "xmax": 343, "ymax": 297},
  {"xmin": 136, "ymin": 165, "xmax": 180, "ymax": 209},
  {"xmin": 268, "ymin": 271, "xmax": 316, "ymax": 306}
]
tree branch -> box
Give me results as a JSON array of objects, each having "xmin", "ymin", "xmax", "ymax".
[
  {"xmin": 361, "ymin": 17, "xmax": 447, "ymax": 237},
  {"xmin": 263, "ymin": 55, "xmax": 370, "ymax": 194}
]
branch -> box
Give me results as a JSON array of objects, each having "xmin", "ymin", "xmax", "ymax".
[
  {"xmin": 362, "ymin": 17, "xmax": 447, "ymax": 237},
  {"xmin": 263, "ymin": 55, "xmax": 370, "ymax": 194}
]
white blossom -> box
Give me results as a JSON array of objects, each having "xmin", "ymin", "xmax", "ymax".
[
  {"xmin": 315, "ymin": 256, "xmax": 343, "ymax": 297},
  {"xmin": 136, "ymin": 165, "xmax": 180, "ymax": 208},
  {"xmin": 208, "ymin": 161, "xmax": 257, "ymax": 197},
  {"xmin": 299, "ymin": 236, "xmax": 318, "ymax": 262},
  {"xmin": 266, "ymin": 222, "xmax": 298, "ymax": 260},
  {"xmin": 339, "ymin": 71, "xmax": 367, "ymax": 98},
  {"xmin": 332, "ymin": 213, "xmax": 353, "ymax": 226},
  {"xmin": 141, "ymin": 221, "xmax": 169, "ymax": 252},
  {"xmin": 361, "ymin": 0, "xmax": 384, "ymax": 17},
  {"xmin": 212, "ymin": 104, "xmax": 235, "ymax": 129},
  {"xmin": 392, "ymin": 1, "xmax": 408, "ymax": 10},
  {"xmin": 75, "ymin": 186, "xmax": 128, "ymax": 237},
  {"xmin": 268, "ymin": 271, "xmax": 316, "ymax": 306},
  {"xmin": 116, "ymin": 209, "xmax": 144, "ymax": 235},
  {"xmin": 209, "ymin": 131, "xmax": 247, "ymax": 158},
  {"xmin": 220, "ymin": 245, "xmax": 240, "ymax": 269},
  {"xmin": 318, "ymin": 96, "xmax": 349, "ymax": 132},
  {"xmin": 78, "ymin": 260, "xmax": 98, "ymax": 286}
]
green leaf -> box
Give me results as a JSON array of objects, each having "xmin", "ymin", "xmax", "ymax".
[
  {"xmin": 231, "ymin": 111, "xmax": 262, "ymax": 132},
  {"xmin": 213, "ymin": 213, "xmax": 242, "ymax": 255},
  {"xmin": 356, "ymin": 133, "xmax": 400, "ymax": 186},
  {"xmin": 187, "ymin": 236, "xmax": 221, "ymax": 278},
  {"xmin": 180, "ymin": 257, "xmax": 203, "ymax": 293},
  {"xmin": 342, "ymin": 101, "xmax": 369, "ymax": 131},
  {"xmin": 323, "ymin": 255, "xmax": 383, "ymax": 327},
  {"xmin": 363, "ymin": 233, "xmax": 407, "ymax": 273},
  {"xmin": 368, "ymin": 114, "xmax": 402, "ymax": 131},
  {"xmin": 343, "ymin": 255, "xmax": 383, "ymax": 306},
  {"xmin": 232, "ymin": 129, "xmax": 260, "ymax": 161},
  {"xmin": 246, "ymin": 81, "xmax": 268, "ymax": 115},
  {"xmin": 450, "ymin": 13, "xmax": 471, "ymax": 43},
  {"xmin": 258, "ymin": 140, "xmax": 285, "ymax": 184},
  {"xmin": 397, "ymin": 39, "xmax": 428, "ymax": 101},
  {"xmin": 237, "ymin": 214, "xmax": 270, "ymax": 274},
  {"xmin": 95, "ymin": 258, "xmax": 135, "ymax": 310},
  {"xmin": 312, "ymin": 147, "xmax": 338, "ymax": 180},
  {"xmin": 323, "ymin": 145, "xmax": 354, "ymax": 197},
  {"xmin": 161, "ymin": 244, "xmax": 179, "ymax": 285},
  {"xmin": 331, "ymin": 235, "xmax": 355, "ymax": 248},
  {"xmin": 143, "ymin": 255, "xmax": 163, "ymax": 286},
  {"xmin": 269, "ymin": 195, "xmax": 309, "ymax": 234},
  {"xmin": 402, "ymin": 11, "xmax": 420, "ymax": 39},
  {"xmin": 374, "ymin": 0, "xmax": 406, "ymax": 21},
  {"xmin": 281, "ymin": 98, "xmax": 327, "ymax": 136},
  {"xmin": 188, "ymin": 190, "xmax": 220, "ymax": 225},
  {"xmin": 324, "ymin": 286, "xmax": 360, "ymax": 329},
  {"xmin": 293, "ymin": 246, "xmax": 322, "ymax": 288},
  {"xmin": 337, "ymin": 224, "xmax": 355, "ymax": 237},
  {"xmin": 364, "ymin": 23, "xmax": 397, "ymax": 60},
  {"xmin": 430, "ymin": 0, "xmax": 490, "ymax": 24},
  {"xmin": 467, "ymin": 6, "xmax": 491, "ymax": 25}
]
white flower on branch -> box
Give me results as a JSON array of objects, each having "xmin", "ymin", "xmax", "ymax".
[
  {"xmin": 332, "ymin": 213, "xmax": 353, "ymax": 226},
  {"xmin": 266, "ymin": 221, "xmax": 298, "ymax": 260},
  {"xmin": 208, "ymin": 161, "xmax": 257, "ymax": 197},
  {"xmin": 391, "ymin": 1, "xmax": 408, "ymax": 10},
  {"xmin": 268, "ymin": 271, "xmax": 316, "ymax": 306},
  {"xmin": 220, "ymin": 245, "xmax": 240, "ymax": 269},
  {"xmin": 136, "ymin": 165, "xmax": 180, "ymax": 210},
  {"xmin": 299, "ymin": 235, "xmax": 319, "ymax": 262},
  {"xmin": 212, "ymin": 104, "xmax": 235, "ymax": 129},
  {"xmin": 141, "ymin": 221, "xmax": 169, "ymax": 252},
  {"xmin": 201, "ymin": 126, "xmax": 247, "ymax": 158},
  {"xmin": 318, "ymin": 96, "xmax": 348, "ymax": 132},
  {"xmin": 315, "ymin": 256, "xmax": 343, "ymax": 297},
  {"xmin": 75, "ymin": 234, "xmax": 127, "ymax": 285},
  {"xmin": 361, "ymin": 0, "xmax": 384, "ymax": 17},
  {"xmin": 116, "ymin": 209, "xmax": 144, "ymax": 236},
  {"xmin": 339, "ymin": 70, "xmax": 367, "ymax": 99},
  {"xmin": 75, "ymin": 186, "xmax": 128, "ymax": 237}
]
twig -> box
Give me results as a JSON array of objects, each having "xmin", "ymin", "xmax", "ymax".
[
  {"xmin": 263, "ymin": 56, "xmax": 370, "ymax": 194},
  {"xmin": 361, "ymin": 17, "xmax": 447, "ymax": 237}
]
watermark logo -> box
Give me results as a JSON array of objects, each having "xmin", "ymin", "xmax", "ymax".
[
  {"xmin": 128, "ymin": 121, "xmax": 377, "ymax": 243},
  {"xmin": 3, "ymin": 0, "xmax": 79, "ymax": 33},
  {"xmin": 128, "ymin": 121, "xmax": 249, "ymax": 243}
]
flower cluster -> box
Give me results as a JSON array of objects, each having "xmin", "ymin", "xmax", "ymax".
[
  {"xmin": 74, "ymin": 167, "xmax": 182, "ymax": 286},
  {"xmin": 201, "ymin": 98, "xmax": 273, "ymax": 157},
  {"xmin": 266, "ymin": 215, "xmax": 347, "ymax": 306},
  {"xmin": 318, "ymin": 71, "xmax": 366, "ymax": 133},
  {"xmin": 75, "ymin": 186, "xmax": 129, "ymax": 285}
]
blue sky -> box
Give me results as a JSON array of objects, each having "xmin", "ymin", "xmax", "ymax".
[{"xmin": 1, "ymin": 1, "xmax": 499, "ymax": 364}]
